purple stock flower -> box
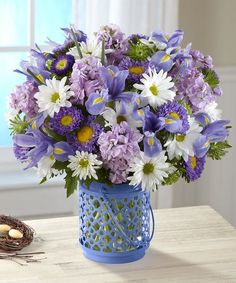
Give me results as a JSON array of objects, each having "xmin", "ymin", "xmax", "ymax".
[
  {"xmin": 184, "ymin": 155, "xmax": 205, "ymax": 182},
  {"xmin": 67, "ymin": 116, "xmax": 102, "ymax": 153},
  {"xmin": 70, "ymin": 56, "xmax": 103, "ymax": 104},
  {"xmin": 51, "ymin": 107, "xmax": 82, "ymax": 135},
  {"xmin": 96, "ymin": 23, "xmax": 128, "ymax": 64},
  {"xmin": 98, "ymin": 121, "xmax": 142, "ymax": 183},
  {"xmin": 51, "ymin": 54, "xmax": 75, "ymax": 76},
  {"xmin": 157, "ymin": 101, "xmax": 190, "ymax": 134},
  {"xmin": 9, "ymin": 81, "xmax": 39, "ymax": 119},
  {"xmin": 118, "ymin": 57, "xmax": 148, "ymax": 82},
  {"xmin": 85, "ymin": 89, "xmax": 109, "ymax": 115}
]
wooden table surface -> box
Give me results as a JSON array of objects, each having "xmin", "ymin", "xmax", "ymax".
[{"xmin": 1, "ymin": 206, "xmax": 236, "ymax": 283}]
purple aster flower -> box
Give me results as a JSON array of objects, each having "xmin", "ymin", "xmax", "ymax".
[
  {"xmin": 13, "ymin": 143, "xmax": 31, "ymax": 162},
  {"xmin": 157, "ymin": 101, "xmax": 190, "ymax": 134},
  {"xmin": 184, "ymin": 155, "xmax": 205, "ymax": 182},
  {"xmin": 118, "ymin": 57, "xmax": 148, "ymax": 82},
  {"xmin": 67, "ymin": 116, "xmax": 102, "ymax": 153},
  {"xmin": 52, "ymin": 38, "xmax": 74, "ymax": 55},
  {"xmin": 70, "ymin": 56, "xmax": 103, "ymax": 104},
  {"xmin": 9, "ymin": 81, "xmax": 39, "ymax": 119},
  {"xmin": 51, "ymin": 107, "xmax": 82, "ymax": 135},
  {"xmin": 96, "ymin": 23, "xmax": 128, "ymax": 64},
  {"xmin": 51, "ymin": 54, "xmax": 75, "ymax": 76},
  {"xmin": 98, "ymin": 121, "xmax": 142, "ymax": 184}
]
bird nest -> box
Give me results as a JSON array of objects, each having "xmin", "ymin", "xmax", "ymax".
[{"xmin": 0, "ymin": 215, "xmax": 34, "ymax": 252}]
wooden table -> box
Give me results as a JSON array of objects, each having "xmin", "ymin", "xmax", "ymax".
[{"xmin": 1, "ymin": 206, "xmax": 236, "ymax": 283}]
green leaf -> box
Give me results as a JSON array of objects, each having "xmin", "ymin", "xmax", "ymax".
[
  {"xmin": 178, "ymin": 101, "xmax": 192, "ymax": 116},
  {"xmin": 64, "ymin": 169, "xmax": 78, "ymax": 198},
  {"xmin": 162, "ymin": 171, "xmax": 181, "ymax": 186},
  {"xmin": 203, "ymin": 68, "xmax": 219, "ymax": 89},
  {"xmin": 83, "ymin": 177, "xmax": 95, "ymax": 189},
  {"xmin": 27, "ymin": 68, "xmax": 45, "ymax": 85},
  {"xmin": 70, "ymin": 28, "xmax": 83, "ymax": 59},
  {"xmin": 207, "ymin": 140, "xmax": 231, "ymax": 160},
  {"xmin": 39, "ymin": 177, "xmax": 47, "ymax": 185},
  {"xmin": 43, "ymin": 127, "xmax": 66, "ymax": 141},
  {"xmin": 101, "ymin": 39, "xmax": 105, "ymax": 65},
  {"xmin": 9, "ymin": 114, "xmax": 30, "ymax": 135},
  {"xmin": 53, "ymin": 160, "xmax": 68, "ymax": 171}
]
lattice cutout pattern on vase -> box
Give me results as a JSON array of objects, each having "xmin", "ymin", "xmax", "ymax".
[{"xmin": 79, "ymin": 188, "xmax": 150, "ymax": 253}]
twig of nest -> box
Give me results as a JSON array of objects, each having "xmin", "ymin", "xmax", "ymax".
[
  {"xmin": 0, "ymin": 215, "xmax": 34, "ymax": 252},
  {"xmin": 0, "ymin": 251, "xmax": 46, "ymax": 265}
]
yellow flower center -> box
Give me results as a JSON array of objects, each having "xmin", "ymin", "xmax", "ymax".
[
  {"xmin": 77, "ymin": 126, "xmax": 94, "ymax": 144},
  {"xmin": 93, "ymin": 97, "xmax": 103, "ymax": 104},
  {"xmin": 56, "ymin": 59, "xmax": 67, "ymax": 70},
  {"xmin": 60, "ymin": 115, "xmax": 73, "ymax": 126},
  {"xmin": 51, "ymin": 92, "xmax": 60, "ymax": 103},
  {"xmin": 128, "ymin": 66, "xmax": 145, "ymax": 75},
  {"xmin": 191, "ymin": 156, "xmax": 197, "ymax": 169},
  {"xmin": 53, "ymin": 148, "xmax": 64, "ymax": 155},
  {"xmin": 176, "ymin": 134, "xmax": 185, "ymax": 142},
  {"xmin": 143, "ymin": 163, "xmax": 154, "ymax": 175},
  {"xmin": 79, "ymin": 159, "xmax": 89, "ymax": 168},
  {"xmin": 148, "ymin": 136, "xmax": 154, "ymax": 146},
  {"xmin": 36, "ymin": 74, "xmax": 44, "ymax": 83},
  {"xmin": 149, "ymin": 84, "xmax": 158, "ymax": 96},
  {"xmin": 116, "ymin": 115, "xmax": 127, "ymax": 124},
  {"xmin": 161, "ymin": 54, "xmax": 171, "ymax": 62},
  {"xmin": 169, "ymin": 112, "xmax": 180, "ymax": 120}
]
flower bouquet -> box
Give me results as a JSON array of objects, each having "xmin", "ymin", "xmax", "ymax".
[{"xmin": 9, "ymin": 24, "xmax": 231, "ymax": 263}]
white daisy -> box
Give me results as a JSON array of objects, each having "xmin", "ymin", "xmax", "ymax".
[
  {"xmin": 68, "ymin": 38, "xmax": 102, "ymax": 60},
  {"xmin": 164, "ymin": 118, "xmax": 202, "ymax": 162},
  {"xmin": 127, "ymin": 151, "xmax": 174, "ymax": 191},
  {"xmin": 134, "ymin": 68, "xmax": 175, "ymax": 109},
  {"xmin": 68, "ymin": 151, "xmax": 102, "ymax": 180},
  {"xmin": 102, "ymin": 101, "xmax": 143, "ymax": 129},
  {"xmin": 37, "ymin": 156, "xmax": 59, "ymax": 180},
  {"xmin": 34, "ymin": 77, "xmax": 74, "ymax": 117},
  {"xmin": 203, "ymin": 102, "xmax": 222, "ymax": 122}
]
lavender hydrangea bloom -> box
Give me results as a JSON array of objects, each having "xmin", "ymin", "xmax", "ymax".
[
  {"xmin": 70, "ymin": 56, "xmax": 103, "ymax": 104},
  {"xmin": 184, "ymin": 155, "xmax": 205, "ymax": 182},
  {"xmin": 9, "ymin": 81, "xmax": 39, "ymax": 119},
  {"xmin": 98, "ymin": 121, "xmax": 142, "ymax": 183}
]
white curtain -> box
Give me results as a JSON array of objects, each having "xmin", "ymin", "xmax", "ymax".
[{"xmin": 77, "ymin": 0, "xmax": 179, "ymax": 36}]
